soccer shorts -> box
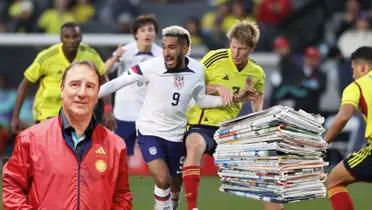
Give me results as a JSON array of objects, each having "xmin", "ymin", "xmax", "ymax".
[
  {"xmin": 137, "ymin": 132, "xmax": 185, "ymax": 177},
  {"xmin": 115, "ymin": 119, "xmax": 136, "ymax": 156},
  {"xmin": 185, "ymin": 124, "xmax": 219, "ymax": 155},
  {"xmin": 344, "ymin": 142, "xmax": 372, "ymax": 181}
]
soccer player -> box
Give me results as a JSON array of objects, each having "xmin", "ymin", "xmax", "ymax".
[
  {"xmin": 324, "ymin": 46, "xmax": 372, "ymax": 210},
  {"xmin": 10, "ymin": 22, "xmax": 106, "ymax": 133},
  {"xmin": 104, "ymin": 14, "xmax": 162, "ymax": 157},
  {"xmin": 183, "ymin": 21, "xmax": 283, "ymax": 210},
  {"xmin": 99, "ymin": 25, "xmax": 255, "ymax": 210}
]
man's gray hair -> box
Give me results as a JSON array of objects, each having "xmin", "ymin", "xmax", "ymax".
[{"xmin": 162, "ymin": 25, "xmax": 191, "ymax": 47}]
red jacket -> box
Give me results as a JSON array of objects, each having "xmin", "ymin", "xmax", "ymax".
[{"xmin": 3, "ymin": 117, "xmax": 132, "ymax": 210}]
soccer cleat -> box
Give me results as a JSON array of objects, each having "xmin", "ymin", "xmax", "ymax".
[
  {"xmin": 154, "ymin": 203, "xmax": 172, "ymax": 210},
  {"xmin": 172, "ymin": 199, "xmax": 179, "ymax": 210},
  {"xmin": 171, "ymin": 191, "xmax": 180, "ymax": 210}
]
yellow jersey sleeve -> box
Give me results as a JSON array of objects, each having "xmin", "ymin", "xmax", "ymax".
[
  {"xmin": 24, "ymin": 52, "xmax": 46, "ymax": 83},
  {"xmin": 201, "ymin": 49, "xmax": 228, "ymax": 82},
  {"xmin": 201, "ymin": 50, "xmax": 220, "ymax": 68},
  {"xmin": 341, "ymin": 82, "xmax": 360, "ymax": 109}
]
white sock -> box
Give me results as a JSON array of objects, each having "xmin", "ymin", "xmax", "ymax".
[{"xmin": 154, "ymin": 185, "xmax": 171, "ymax": 210}]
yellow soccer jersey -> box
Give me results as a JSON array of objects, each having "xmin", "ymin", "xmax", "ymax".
[
  {"xmin": 188, "ymin": 49, "xmax": 265, "ymax": 126},
  {"xmin": 341, "ymin": 71, "xmax": 372, "ymax": 141},
  {"xmin": 24, "ymin": 43, "xmax": 105, "ymax": 121}
]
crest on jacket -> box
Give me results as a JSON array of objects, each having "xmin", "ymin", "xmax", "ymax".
[{"xmin": 95, "ymin": 159, "xmax": 107, "ymax": 172}]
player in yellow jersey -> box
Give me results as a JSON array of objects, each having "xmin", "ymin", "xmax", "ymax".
[
  {"xmin": 11, "ymin": 22, "xmax": 106, "ymax": 133},
  {"xmin": 182, "ymin": 21, "xmax": 283, "ymax": 210},
  {"xmin": 324, "ymin": 46, "xmax": 372, "ymax": 210}
]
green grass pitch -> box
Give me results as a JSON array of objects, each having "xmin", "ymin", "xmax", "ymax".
[
  {"xmin": 1, "ymin": 175, "xmax": 370, "ymax": 209},
  {"xmin": 129, "ymin": 176, "xmax": 371, "ymax": 210}
]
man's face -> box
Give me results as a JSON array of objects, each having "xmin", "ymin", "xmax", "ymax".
[
  {"xmin": 61, "ymin": 64, "xmax": 99, "ymax": 118},
  {"xmin": 351, "ymin": 60, "xmax": 369, "ymax": 79},
  {"xmin": 61, "ymin": 26, "xmax": 82, "ymax": 53},
  {"xmin": 135, "ymin": 23, "xmax": 156, "ymax": 47},
  {"xmin": 230, "ymin": 38, "xmax": 251, "ymax": 69},
  {"xmin": 162, "ymin": 36, "xmax": 187, "ymax": 70}
]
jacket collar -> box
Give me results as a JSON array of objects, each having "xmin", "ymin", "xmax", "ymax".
[{"xmin": 59, "ymin": 109, "xmax": 96, "ymax": 137}]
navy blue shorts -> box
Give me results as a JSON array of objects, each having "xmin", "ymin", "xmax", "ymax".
[
  {"xmin": 137, "ymin": 132, "xmax": 185, "ymax": 177},
  {"xmin": 344, "ymin": 142, "xmax": 372, "ymax": 181},
  {"xmin": 115, "ymin": 120, "xmax": 136, "ymax": 156},
  {"xmin": 185, "ymin": 125, "xmax": 219, "ymax": 155}
]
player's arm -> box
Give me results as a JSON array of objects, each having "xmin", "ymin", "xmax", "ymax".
[
  {"xmin": 104, "ymin": 45, "xmax": 124, "ymax": 74},
  {"xmin": 194, "ymin": 92, "xmax": 227, "ymax": 108},
  {"xmin": 201, "ymin": 51, "xmax": 234, "ymax": 105},
  {"xmin": 112, "ymin": 146, "xmax": 133, "ymax": 210},
  {"xmin": 251, "ymin": 93, "xmax": 264, "ymax": 112},
  {"xmin": 2, "ymin": 133, "xmax": 33, "ymax": 209},
  {"xmin": 11, "ymin": 79, "xmax": 33, "ymax": 133},
  {"xmin": 206, "ymin": 84, "xmax": 233, "ymax": 104},
  {"xmin": 98, "ymin": 72, "xmax": 136, "ymax": 98},
  {"xmin": 193, "ymin": 75, "xmax": 230, "ymax": 107},
  {"xmin": 324, "ymin": 82, "xmax": 359, "ymax": 143},
  {"xmin": 323, "ymin": 104, "xmax": 355, "ymax": 143},
  {"xmin": 98, "ymin": 65, "xmax": 145, "ymax": 98},
  {"xmin": 232, "ymin": 86, "xmax": 259, "ymax": 104},
  {"xmin": 250, "ymin": 70, "xmax": 265, "ymax": 112},
  {"xmin": 11, "ymin": 52, "xmax": 44, "ymax": 132}
]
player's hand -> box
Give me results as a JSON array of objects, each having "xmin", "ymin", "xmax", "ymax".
[
  {"xmin": 215, "ymin": 85, "xmax": 233, "ymax": 105},
  {"xmin": 113, "ymin": 44, "xmax": 125, "ymax": 60},
  {"xmin": 233, "ymin": 86, "xmax": 259, "ymax": 103},
  {"xmin": 10, "ymin": 117, "xmax": 23, "ymax": 134},
  {"xmin": 103, "ymin": 111, "xmax": 116, "ymax": 130}
]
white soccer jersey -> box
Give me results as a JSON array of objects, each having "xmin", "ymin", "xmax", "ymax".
[
  {"xmin": 99, "ymin": 56, "xmax": 224, "ymax": 142},
  {"xmin": 111, "ymin": 42, "xmax": 162, "ymax": 121}
]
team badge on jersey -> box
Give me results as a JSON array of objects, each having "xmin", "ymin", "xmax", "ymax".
[
  {"xmin": 174, "ymin": 75, "xmax": 184, "ymax": 90},
  {"xmin": 95, "ymin": 159, "xmax": 107, "ymax": 172},
  {"xmin": 149, "ymin": 146, "xmax": 158, "ymax": 155},
  {"xmin": 246, "ymin": 76, "xmax": 253, "ymax": 86}
]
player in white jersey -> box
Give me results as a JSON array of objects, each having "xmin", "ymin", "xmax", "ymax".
[
  {"xmin": 99, "ymin": 25, "xmax": 255, "ymax": 210},
  {"xmin": 105, "ymin": 15, "xmax": 162, "ymax": 156}
]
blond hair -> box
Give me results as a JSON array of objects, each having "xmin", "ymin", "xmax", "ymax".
[
  {"xmin": 162, "ymin": 25, "xmax": 191, "ymax": 47},
  {"xmin": 226, "ymin": 21, "xmax": 260, "ymax": 49}
]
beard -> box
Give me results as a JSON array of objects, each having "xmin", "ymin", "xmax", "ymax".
[{"xmin": 165, "ymin": 54, "xmax": 184, "ymax": 71}]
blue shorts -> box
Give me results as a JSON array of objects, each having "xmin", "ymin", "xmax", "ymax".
[
  {"xmin": 137, "ymin": 132, "xmax": 186, "ymax": 177},
  {"xmin": 185, "ymin": 125, "xmax": 219, "ymax": 155},
  {"xmin": 115, "ymin": 120, "xmax": 136, "ymax": 156},
  {"xmin": 344, "ymin": 142, "xmax": 372, "ymax": 181}
]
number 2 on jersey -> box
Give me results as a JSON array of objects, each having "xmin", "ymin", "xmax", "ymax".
[{"xmin": 172, "ymin": 92, "xmax": 180, "ymax": 106}]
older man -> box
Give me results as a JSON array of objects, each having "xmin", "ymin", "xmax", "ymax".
[{"xmin": 3, "ymin": 61, "xmax": 132, "ymax": 209}]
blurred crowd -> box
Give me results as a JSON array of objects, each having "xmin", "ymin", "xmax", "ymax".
[
  {"xmin": 0, "ymin": 0, "xmax": 371, "ymax": 53},
  {"xmin": 0, "ymin": 0, "xmax": 141, "ymax": 33}
]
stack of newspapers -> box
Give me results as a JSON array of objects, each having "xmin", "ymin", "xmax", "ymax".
[{"xmin": 214, "ymin": 105, "xmax": 328, "ymax": 203}]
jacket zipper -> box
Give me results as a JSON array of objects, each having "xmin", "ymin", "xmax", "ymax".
[
  {"xmin": 76, "ymin": 144, "xmax": 92, "ymax": 210},
  {"xmin": 77, "ymin": 160, "xmax": 81, "ymax": 210}
]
